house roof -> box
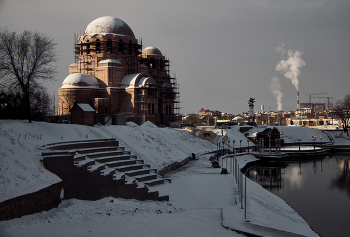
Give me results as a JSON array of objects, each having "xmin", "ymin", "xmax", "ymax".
[{"xmin": 72, "ymin": 103, "xmax": 95, "ymax": 112}]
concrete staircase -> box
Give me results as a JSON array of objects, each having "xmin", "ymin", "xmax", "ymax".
[{"xmin": 42, "ymin": 138, "xmax": 170, "ymax": 201}]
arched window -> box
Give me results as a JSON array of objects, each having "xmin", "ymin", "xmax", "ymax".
[
  {"xmin": 118, "ymin": 40, "xmax": 123, "ymax": 54},
  {"xmin": 96, "ymin": 39, "xmax": 100, "ymax": 53},
  {"xmin": 86, "ymin": 40, "xmax": 90, "ymax": 54},
  {"xmin": 129, "ymin": 41, "xmax": 132, "ymax": 55},
  {"xmin": 150, "ymin": 57, "xmax": 155, "ymax": 69},
  {"xmin": 107, "ymin": 39, "xmax": 112, "ymax": 53}
]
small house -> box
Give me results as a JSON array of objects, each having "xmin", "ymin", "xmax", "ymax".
[{"xmin": 70, "ymin": 103, "xmax": 95, "ymax": 126}]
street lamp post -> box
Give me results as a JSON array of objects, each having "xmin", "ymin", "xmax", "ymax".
[
  {"xmin": 297, "ymin": 139, "xmax": 302, "ymax": 151},
  {"xmin": 228, "ymin": 140, "xmax": 230, "ymax": 154},
  {"xmin": 223, "ymin": 141, "xmax": 225, "ymax": 156},
  {"xmin": 233, "ymin": 140, "xmax": 235, "ymax": 154},
  {"xmin": 312, "ymin": 136, "xmax": 317, "ymax": 150}
]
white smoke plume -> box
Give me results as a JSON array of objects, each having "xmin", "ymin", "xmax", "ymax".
[
  {"xmin": 270, "ymin": 77, "xmax": 283, "ymax": 111},
  {"xmin": 275, "ymin": 44, "xmax": 305, "ymax": 91},
  {"xmin": 275, "ymin": 43, "xmax": 286, "ymax": 56}
]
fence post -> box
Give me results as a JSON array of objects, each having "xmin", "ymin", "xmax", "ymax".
[
  {"xmin": 238, "ymin": 164, "xmax": 240, "ymax": 196},
  {"xmin": 241, "ymin": 172, "xmax": 243, "ymax": 209},
  {"xmin": 245, "ymin": 176, "xmax": 247, "ymax": 219}
]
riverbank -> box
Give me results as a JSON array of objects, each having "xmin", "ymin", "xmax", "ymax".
[
  {"xmin": 0, "ymin": 122, "xmax": 337, "ymax": 236},
  {"xmin": 0, "ymin": 152, "xmax": 319, "ymax": 237}
]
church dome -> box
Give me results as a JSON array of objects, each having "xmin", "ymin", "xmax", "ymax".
[
  {"xmin": 83, "ymin": 16, "xmax": 135, "ymax": 38},
  {"xmin": 61, "ymin": 73, "xmax": 99, "ymax": 89},
  {"xmin": 142, "ymin": 46, "xmax": 162, "ymax": 55}
]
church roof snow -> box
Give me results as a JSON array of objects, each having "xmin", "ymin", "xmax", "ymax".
[
  {"xmin": 61, "ymin": 73, "xmax": 99, "ymax": 89},
  {"xmin": 83, "ymin": 16, "xmax": 135, "ymax": 38},
  {"xmin": 121, "ymin": 73, "xmax": 155, "ymax": 88}
]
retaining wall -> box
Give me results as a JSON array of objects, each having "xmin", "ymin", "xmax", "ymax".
[{"xmin": 0, "ymin": 182, "xmax": 63, "ymax": 221}]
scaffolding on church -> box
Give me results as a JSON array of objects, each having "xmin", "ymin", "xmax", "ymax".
[
  {"xmin": 72, "ymin": 33, "xmax": 180, "ymax": 126},
  {"xmin": 135, "ymin": 55, "xmax": 180, "ymax": 126},
  {"xmin": 73, "ymin": 33, "xmax": 142, "ymax": 75}
]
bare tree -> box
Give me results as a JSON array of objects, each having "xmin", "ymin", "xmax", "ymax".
[
  {"xmin": 331, "ymin": 94, "xmax": 350, "ymax": 136},
  {"xmin": 30, "ymin": 84, "xmax": 52, "ymax": 117},
  {"xmin": 0, "ymin": 28, "xmax": 57, "ymax": 122}
]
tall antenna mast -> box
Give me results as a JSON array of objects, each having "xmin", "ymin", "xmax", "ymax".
[{"xmin": 53, "ymin": 92, "xmax": 56, "ymax": 116}]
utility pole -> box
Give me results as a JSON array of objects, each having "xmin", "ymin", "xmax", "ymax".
[{"xmin": 52, "ymin": 93, "xmax": 56, "ymax": 116}]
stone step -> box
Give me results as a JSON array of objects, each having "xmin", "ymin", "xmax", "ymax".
[
  {"xmin": 75, "ymin": 147, "xmax": 123, "ymax": 155},
  {"xmin": 87, "ymin": 163, "xmax": 105, "ymax": 172},
  {"xmin": 42, "ymin": 138, "xmax": 169, "ymax": 202},
  {"xmin": 144, "ymin": 179, "xmax": 165, "ymax": 187},
  {"xmin": 106, "ymin": 160, "xmax": 138, "ymax": 168},
  {"xmin": 94, "ymin": 155, "xmax": 131, "ymax": 163},
  {"xmin": 116, "ymin": 164, "xmax": 149, "ymax": 172},
  {"xmin": 74, "ymin": 155, "xmax": 86, "ymax": 161},
  {"xmin": 135, "ymin": 174, "xmax": 158, "ymax": 182},
  {"xmin": 75, "ymin": 159, "xmax": 95, "ymax": 168},
  {"xmin": 45, "ymin": 139, "xmax": 119, "ymax": 151},
  {"xmin": 86, "ymin": 151, "xmax": 125, "ymax": 159},
  {"xmin": 125, "ymin": 169, "xmax": 151, "ymax": 177}
]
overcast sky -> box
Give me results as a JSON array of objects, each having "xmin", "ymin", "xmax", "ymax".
[{"xmin": 1, "ymin": 0, "xmax": 349, "ymax": 115}]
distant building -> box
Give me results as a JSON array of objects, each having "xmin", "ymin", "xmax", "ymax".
[
  {"xmin": 58, "ymin": 16, "xmax": 179, "ymax": 126},
  {"xmin": 300, "ymin": 103, "xmax": 325, "ymax": 113},
  {"xmin": 198, "ymin": 108, "xmax": 221, "ymax": 117}
]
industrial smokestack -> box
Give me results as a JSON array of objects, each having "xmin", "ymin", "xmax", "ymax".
[{"xmin": 297, "ymin": 91, "xmax": 300, "ymax": 110}]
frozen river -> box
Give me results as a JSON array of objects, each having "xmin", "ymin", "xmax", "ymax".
[{"xmin": 245, "ymin": 155, "xmax": 350, "ymax": 237}]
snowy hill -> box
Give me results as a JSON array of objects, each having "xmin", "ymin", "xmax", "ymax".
[
  {"xmin": 0, "ymin": 121, "xmax": 331, "ymax": 236},
  {"xmin": 0, "ymin": 120, "xmax": 216, "ymax": 202}
]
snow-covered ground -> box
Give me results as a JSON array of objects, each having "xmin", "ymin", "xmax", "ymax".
[
  {"xmin": 0, "ymin": 152, "xmax": 319, "ymax": 237},
  {"xmin": 242, "ymin": 125, "xmax": 332, "ymax": 144},
  {"xmin": 1, "ymin": 121, "xmax": 348, "ymax": 236},
  {"xmin": 0, "ymin": 120, "xmax": 216, "ymax": 203}
]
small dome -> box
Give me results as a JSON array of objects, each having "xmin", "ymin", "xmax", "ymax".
[
  {"xmin": 121, "ymin": 73, "xmax": 155, "ymax": 88},
  {"xmin": 61, "ymin": 73, "xmax": 99, "ymax": 89},
  {"xmin": 142, "ymin": 46, "xmax": 162, "ymax": 55},
  {"xmin": 83, "ymin": 16, "xmax": 135, "ymax": 38}
]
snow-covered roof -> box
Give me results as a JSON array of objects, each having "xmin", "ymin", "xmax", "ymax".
[
  {"xmin": 98, "ymin": 59, "xmax": 122, "ymax": 64},
  {"xmin": 142, "ymin": 46, "xmax": 162, "ymax": 55},
  {"xmin": 121, "ymin": 73, "xmax": 155, "ymax": 88},
  {"xmin": 83, "ymin": 16, "xmax": 135, "ymax": 38},
  {"xmin": 61, "ymin": 73, "xmax": 99, "ymax": 89},
  {"xmin": 233, "ymin": 116, "xmax": 243, "ymax": 120},
  {"xmin": 76, "ymin": 103, "xmax": 95, "ymax": 112}
]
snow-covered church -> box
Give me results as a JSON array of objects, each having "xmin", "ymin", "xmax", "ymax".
[{"xmin": 58, "ymin": 16, "xmax": 179, "ymax": 126}]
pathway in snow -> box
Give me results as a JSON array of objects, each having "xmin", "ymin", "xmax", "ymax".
[
  {"xmin": 0, "ymin": 151, "xmax": 318, "ymax": 237},
  {"xmin": 156, "ymin": 153, "xmax": 319, "ymax": 237}
]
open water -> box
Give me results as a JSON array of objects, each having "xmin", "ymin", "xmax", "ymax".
[{"xmin": 245, "ymin": 155, "xmax": 350, "ymax": 237}]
